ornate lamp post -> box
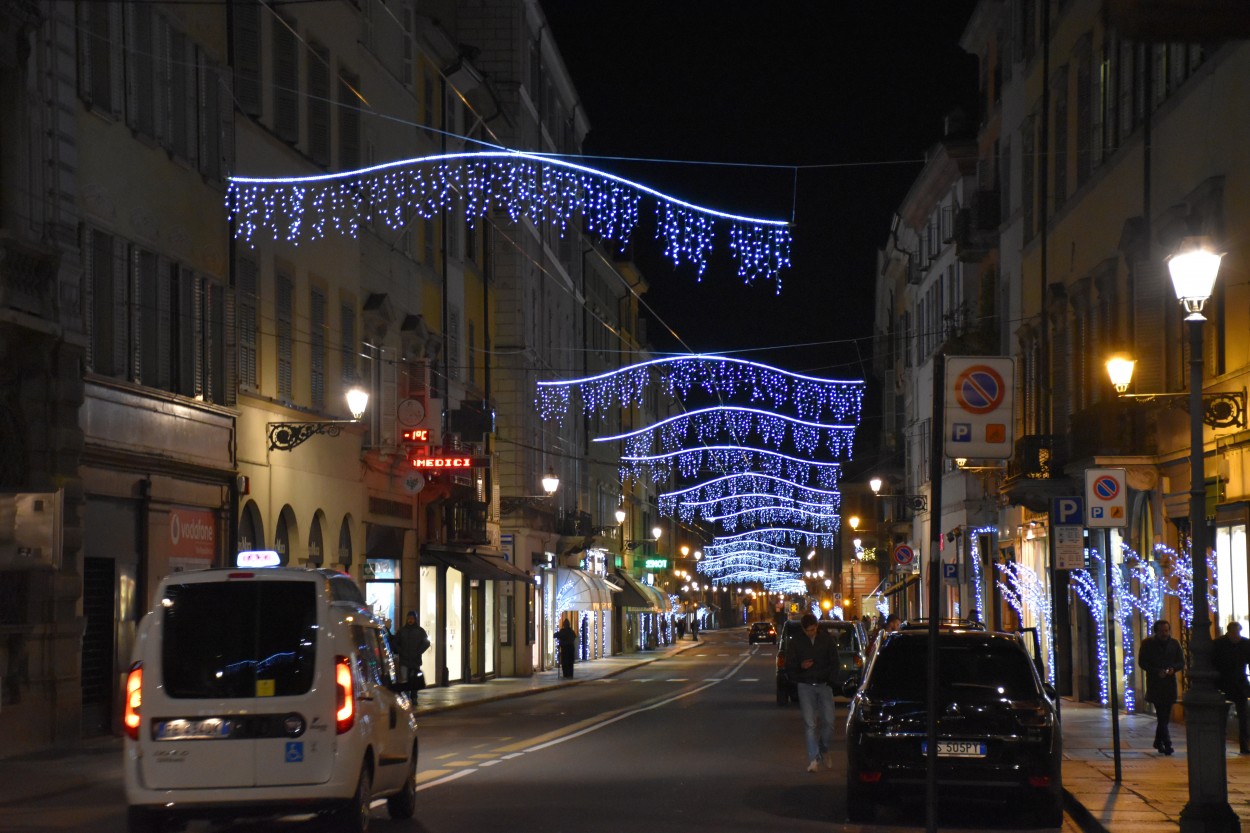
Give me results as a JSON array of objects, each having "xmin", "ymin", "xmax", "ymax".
[{"xmin": 1170, "ymin": 237, "xmax": 1238, "ymax": 833}]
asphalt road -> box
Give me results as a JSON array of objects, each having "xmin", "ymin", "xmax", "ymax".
[{"xmin": 0, "ymin": 628, "xmax": 1081, "ymax": 832}]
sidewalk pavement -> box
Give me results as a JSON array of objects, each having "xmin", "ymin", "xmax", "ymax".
[{"xmin": 5, "ymin": 635, "xmax": 1250, "ymax": 832}]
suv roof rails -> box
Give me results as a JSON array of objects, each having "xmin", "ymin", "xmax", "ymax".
[{"xmin": 899, "ymin": 617, "xmax": 988, "ymax": 631}]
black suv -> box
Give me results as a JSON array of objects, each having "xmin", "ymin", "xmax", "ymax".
[
  {"xmin": 775, "ymin": 618, "xmax": 866, "ymax": 706},
  {"xmin": 845, "ymin": 628, "xmax": 1062, "ymax": 826}
]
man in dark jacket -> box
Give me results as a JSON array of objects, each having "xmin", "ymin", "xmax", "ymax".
[
  {"xmin": 556, "ymin": 619, "xmax": 578, "ymax": 678},
  {"xmin": 395, "ymin": 611, "xmax": 430, "ymax": 689},
  {"xmin": 1214, "ymin": 620, "xmax": 1250, "ymax": 754},
  {"xmin": 1138, "ymin": 618, "xmax": 1185, "ymax": 755},
  {"xmin": 785, "ymin": 613, "xmax": 840, "ymax": 771}
]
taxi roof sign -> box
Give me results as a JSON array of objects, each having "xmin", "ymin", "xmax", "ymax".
[{"xmin": 236, "ymin": 550, "xmax": 282, "ymax": 568}]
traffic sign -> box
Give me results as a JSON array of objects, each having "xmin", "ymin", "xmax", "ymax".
[
  {"xmin": 1085, "ymin": 468, "xmax": 1127, "ymax": 528},
  {"xmin": 1053, "ymin": 525, "xmax": 1086, "ymax": 570},
  {"xmin": 941, "ymin": 561, "xmax": 959, "ymax": 585},
  {"xmin": 944, "ymin": 356, "xmax": 1014, "ymax": 459},
  {"xmin": 1051, "ymin": 497, "xmax": 1084, "ymax": 526},
  {"xmin": 893, "ymin": 544, "xmax": 915, "ymax": 566}
]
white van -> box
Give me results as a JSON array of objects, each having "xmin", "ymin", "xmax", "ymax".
[{"xmin": 122, "ymin": 565, "xmax": 419, "ymax": 833}]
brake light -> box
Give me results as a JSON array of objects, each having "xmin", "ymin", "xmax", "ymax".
[
  {"xmin": 1028, "ymin": 774, "xmax": 1053, "ymax": 788},
  {"xmin": 857, "ymin": 770, "xmax": 883, "ymax": 783},
  {"xmin": 854, "ymin": 654, "xmax": 864, "ymax": 669},
  {"xmin": 123, "ymin": 663, "xmax": 143, "ymax": 741},
  {"xmin": 335, "ymin": 655, "xmax": 355, "ymax": 734}
]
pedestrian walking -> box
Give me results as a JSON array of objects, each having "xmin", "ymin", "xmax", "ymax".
[
  {"xmin": 394, "ymin": 611, "xmax": 430, "ymax": 691},
  {"xmin": 690, "ymin": 617, "xmax": 699, "ymax": 641},
  {"xmin": 676, "ymin": 618, "xmax": 686, "ymax": 641},
  {"xmin": 1138, "ymin": 618, "xmax": 1185, "ymax": 755},
  {"xmin": 556, "ymin": 618, "xmax": 578, "ymax": 678},
  {"xmin": 786, "ymin": 613, "xmax": 840, "ymax": 772},
  {"xmin": 1214, "ymin": 620, "xmax": 1250, "ymax": 754}
]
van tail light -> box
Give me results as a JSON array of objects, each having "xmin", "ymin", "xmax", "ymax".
[
  {"xmin": 335, "ymin": 655, "xmax": 355, "ymax": 734},
  {"xmin": 857, "ymin": 770, "xmax": 883, "ymax": 783},
  {"xmin": 854, "ymin": 654, "xmax": 864, "ymax": 669},
  {"xmin": 124, "ymin": 663, "xmax": 143, "ymax": 741},
  {"xmin": 1028, "ymin": 774, "xmax": 1053, "ymax": 788}
]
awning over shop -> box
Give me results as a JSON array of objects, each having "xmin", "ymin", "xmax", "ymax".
[
  {"xmin": 641, "ymin": 583, "xmax": 670, "ymax": 614},
  {"xmin": 422, "ymin": 545, "xmax": 535, "ymax": 584},
  {"xmin": 556, "ymin": 568, "xmax": 619, "ymax": 611},
  {"xmin": 612, "ymin": 569, "xmax": 664, "ymax": 612},
  {"xmin": 607, "ymin": 569, "xmax": 652, "ymax": 610}
]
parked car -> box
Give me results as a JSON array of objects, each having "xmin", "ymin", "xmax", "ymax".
[
  {"xmin": 775, "ymin": 618, "xmax": 867, "ymax": 706},
  {"xmin": 845, "ymin": 627, "xmax": 1062, "ymax": 825},
  {"xmin": 123, "ymin": 564, "xmax": 420, "ymax": 833},
  {"xmin": 748, "ymin": 621, "xmax": 778, "ymax": 644}
]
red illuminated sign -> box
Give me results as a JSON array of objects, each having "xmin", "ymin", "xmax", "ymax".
[
  {"xmin": 409, "ymin": 456, "xmax": 490, "ymax": 469},
  {"xmin": 400, "ymin": 428, "xmax": 430, "ymax": 443}
]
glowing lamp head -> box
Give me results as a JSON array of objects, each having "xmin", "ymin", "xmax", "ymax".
[
  {"xmin": 345, "ymin": 385, "xmax": 369, "ymax": 420},
  {"xmin": 614, "ymin": 507, "xmax": 626, "ymax": 525},
  {"xmin": 848, "ymin": 515, "xmax": 860, "ymax": 531},
  {"xmin": 1168, "ymin": 236, "xmax": 1223, "ymax": 320},
  {"xmin": 869, "ymin": 477, "xmax": 883, "ymax": 494},
  {"xmin": 652, "ymin": 526, "xmax": 663, "ymax": 540},
  {"xmin": 1105, "ymin": 353, "xmax": 1136, "ymax": 394},
  {"xmin": 541, "ymin": 467, "xmax": 560, "ymax": 495},
  {"xmin": 680, "ymin": 545, "xmax": 690, "ymax": 557}
]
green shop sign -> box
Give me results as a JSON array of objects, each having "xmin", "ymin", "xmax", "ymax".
[{"xmin": 643, "ymin": 558, "xmax": 669, "ymax": 570}]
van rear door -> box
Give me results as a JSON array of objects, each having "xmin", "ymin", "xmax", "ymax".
[{"xmin": 138, "ymin": 573, "xmax": 333, "ymax": 789}]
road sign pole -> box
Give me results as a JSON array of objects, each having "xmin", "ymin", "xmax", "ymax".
[{"xmin": 926, "ymin": 355, "xmax": 945, "ymax": 833}]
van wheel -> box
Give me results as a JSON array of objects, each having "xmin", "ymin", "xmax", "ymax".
[
  {"xmin": 332, "ymin": 762, "xmax": 373, "ymax": 833},
  {"xmin": 127, "ymin": 807, "xmax": 168, "ymax": 833},
  {"xmin": 386, "ymin": 745, "xmax": 418, "ymax": 820}
]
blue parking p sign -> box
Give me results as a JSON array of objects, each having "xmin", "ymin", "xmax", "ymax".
[{"xmin": 1051, "ymin": 497, "xmax": 1083, "ymax": 526}]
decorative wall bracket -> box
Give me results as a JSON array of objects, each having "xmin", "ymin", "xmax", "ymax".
[
  {"xmin": 1118, "ymin": 388, "xmax": 1246, "ymax": 429},
  {"xmin": 267, "ymin": 420, "xmax": 360, "ymax": 451}
]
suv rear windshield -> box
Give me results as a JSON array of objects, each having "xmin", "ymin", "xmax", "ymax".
[
  {"xmin": 866, "ymin": 638, "xmax": 1039, "ymax": 700},
  {"xmin": 821, "ymin": 624, "xmax": 860, "ymax": 651},
  {"xmin": 161, "ymin": 580, "xmax": 317, "ymax": 699}
]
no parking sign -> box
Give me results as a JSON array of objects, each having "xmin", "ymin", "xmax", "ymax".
[
  {"xmin": 944, "ymin": 356, "xmax": 1014, "ymax": 459},
  {"xmin": 1085, "ymin": 468, "xmax": 1127, "ymax": 528}
]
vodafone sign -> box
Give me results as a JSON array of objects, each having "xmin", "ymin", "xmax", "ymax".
[{"xmin": 169, "ymin": 506, "xmax": 217, "ymax": 560}]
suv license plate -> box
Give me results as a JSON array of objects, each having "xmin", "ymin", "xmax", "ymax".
[
  {"xmin": 922, "ymin": 740, "xmax": 987, "ymax": 758},
  {"xmin": 155, "ymin": 718, "xmax": 230, "ymax": 741}
]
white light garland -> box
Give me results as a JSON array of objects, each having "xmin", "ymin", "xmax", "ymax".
[
  {"xmin": 227, "ymin": 151, "xmax": 792, "ymax": 287},
  {"xmin": 537, "ymin": 355, "xmax": 864, "ymax": 423},
  {"xmin": 994, "ymin": 560, "xmax": 1055, "ymax": 686},
  {"xmin": 620, "ymin": 445, "xmax": 842, "ymax": 488},
  {"xmin": 595, "ymin": 405, "xmax": 855, "ymax": 458}
]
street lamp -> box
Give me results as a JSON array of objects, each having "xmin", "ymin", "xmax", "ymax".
[
  {"xmin": 868, "ymin": 477, "xmax": 928, "ymax": 511},
  {"xmin": 1169, "ymin": 237, "xmax": 1237, "ymax": 833},
  {"xmin": 541, "ymin": 467, "xmax": 560, "ymax": 496},
  {"xmin": 1104, "ymin": 351, "xmax": 1245, "ymax": 428},
  {"xmin": 267, "ymin": 383, "xmax": 370, "ymax": 451}
]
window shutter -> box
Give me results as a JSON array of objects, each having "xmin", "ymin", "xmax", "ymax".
[
  {"xmin": 125, "ymin": 4, "xmax": 156, "ymax": 137},
  {"xmin": 192, "ymin": 270, "xmax": 205, "ymax": 399},
  {"xmin": 217, "ymin": 66, "xmax": 236, "ymax": 180},
  {"xmin": 1134, "ymin": 261, "xmax": 1167, "ymax": 393},
  {"xmin": 221, "ymin": 280, "xmax": 236, "ymax": 406},
  {"xmin": 380, "ymin": 346, "xmax": 396, "ymax": 446},
  {"xmin": 307, "ymin": 42, "xmax": 331, "ymax": 167},
  {"xmin": 338, "ymin": 70, "xmax": 361, "ymax": 170},
  {"xmin": 155, "ymin": 255, "xmax": 172, "ymax": 391},
  {"xmin": 276, "ymin": 271, "xmax": 293, "ymax": 402},
  {"xmin": 273, "ymin": 19, "xmax": 300, "ymax": 143},
  {"xmin": 233, "ymin": 2, "xmax": 261, "ymax": 116},
  {"xmin": 310, "ymin": 288, "xmax": 326, "ymax": 410},
  {"xmin": 237, "ymin": 254, "xmax": 258, "ymax": 390},
  {"xmin": 83, "ymin": 225, "xmax": 96, "ymax": 370}
]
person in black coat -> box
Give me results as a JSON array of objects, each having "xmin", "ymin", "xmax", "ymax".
[
  {"xmin": 556, "ymin": 619, "xmax": 578, "ymax": 678},
  {"xmin": 785, "ymin": 613, "xmax": 840, "ymax": 771},
  {"xmin": 1138, "ymin": 618, "xmax": 1185, "ymax": 755},
  {"xmin": 1213, "ymin": 620, "xmax": 1250, "ymax": 754}
]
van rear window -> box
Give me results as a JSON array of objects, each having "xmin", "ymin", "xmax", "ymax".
[{"xmin": 160, "ymin": 581, "xmax": 317, "ymax": 698}]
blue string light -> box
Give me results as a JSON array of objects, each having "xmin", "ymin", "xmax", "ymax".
[
  {"xmin": 620, "ymin": 445, "xmax": 842, "ymax": 488},
  {"xmin": 227, "ymin": 151, "xmax": 792, "ymax": 287},
  {"xmin": 995, "ymin": 560, "xmax": 1055, "ymax": 686},
  {"xmin": 537, "ymin": 355, "xmax": 864, "ymax": 423},
  {"xmin": 594, "ymin": 405, "xmax": 855, "ymax": 458},
  {"xmin": 712, "ymin": 526, "xmax": 836, "ymax": 548}
]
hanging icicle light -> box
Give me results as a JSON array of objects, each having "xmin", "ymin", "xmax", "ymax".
[
  {"xmin": 594, "ymin": 405, "xmax": 856, "ymax": 458},
  {"xmin": 659, "ymin": 472, "xmax": 840, "ymax": 517},
  {"xmin": 537, "ymin": 355, "xmax": 864, "ymax": 423},
  {"xmin": 227, "ymin": 151, "xmax": 792, "ymax": 287},
  {"xmin": 620, "ymin": 445, "xmax": 842, "ymax": 488}
]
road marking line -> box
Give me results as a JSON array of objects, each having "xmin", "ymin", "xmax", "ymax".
[
  {"xmin": 477, "ymin": 759, "xmax": 501, "ymax": 767},
  {"xmin": 416, "ymin": 768, "xmax": 475, "ymax": 791},
  {"xmin": 501, "ymin": 752, "xmax": 524, "ymax": 759}
]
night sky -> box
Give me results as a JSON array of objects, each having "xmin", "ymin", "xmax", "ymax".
[{"xmin": 540, "ymin": 1, "xmax": 980, "ymax": 442}]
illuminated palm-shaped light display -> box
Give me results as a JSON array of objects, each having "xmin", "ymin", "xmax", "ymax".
[{"xmin": 227, "ymin": 152, "xmax": 792, "ymax": 287}]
